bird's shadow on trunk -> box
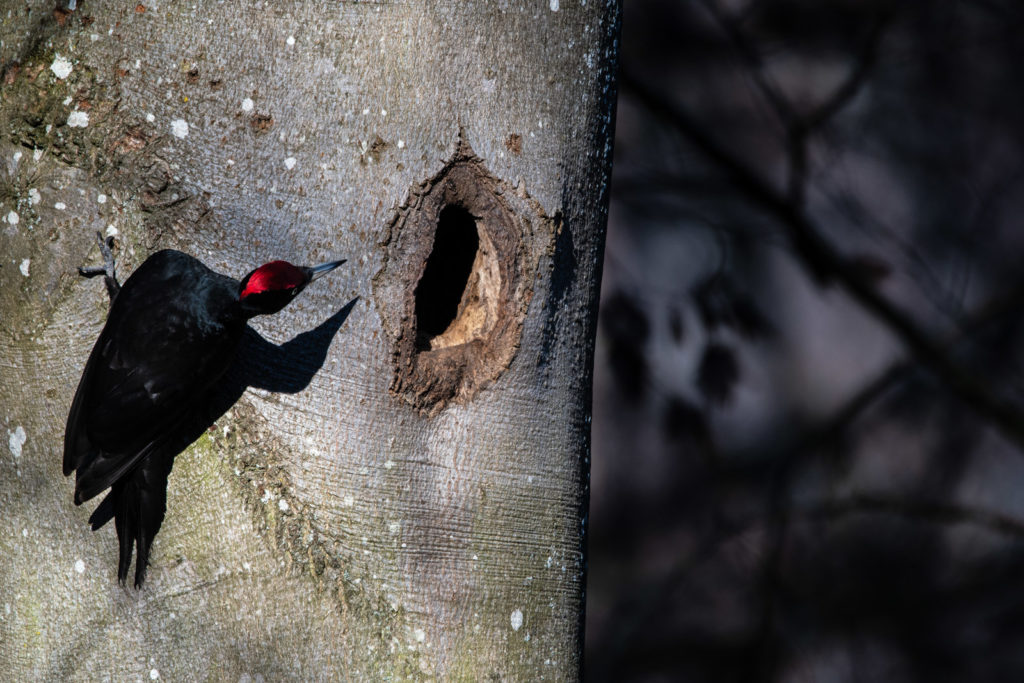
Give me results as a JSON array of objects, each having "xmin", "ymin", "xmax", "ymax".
[{"xmin": 171, "ymin": 296, "xmax": 359, "ymax": 455}]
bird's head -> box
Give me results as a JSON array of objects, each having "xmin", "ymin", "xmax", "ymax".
[{"xmin": 238, "ymin": 258, "xmax": 345, "ymax": 316}]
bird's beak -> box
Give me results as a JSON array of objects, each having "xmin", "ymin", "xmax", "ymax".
[{"xmin": 307, "ymin": 259, "xmax": 346, "ymax": 282}]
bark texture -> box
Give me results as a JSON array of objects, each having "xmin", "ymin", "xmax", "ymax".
[{"xmin": 0, "ymin": 0, "xmax": 618, "ymax": 679}]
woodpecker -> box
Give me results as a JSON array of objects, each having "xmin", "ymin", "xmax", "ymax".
[{"xmin": 64, "ymin": 233, "xmax": 345, "ymax": 587}]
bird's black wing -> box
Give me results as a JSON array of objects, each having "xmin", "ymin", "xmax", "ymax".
[
  {"xmin": 64, "ymin": 254, "xmax": 241, "ymax": 504},
  {"xmin": 63, "ymin": 251, "xmax": 245, "ymax": 587}
]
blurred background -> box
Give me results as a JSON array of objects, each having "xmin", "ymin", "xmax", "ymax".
[{"xmin": 585, "ymin": 1, "xmax": 1024, "ymax": 680}]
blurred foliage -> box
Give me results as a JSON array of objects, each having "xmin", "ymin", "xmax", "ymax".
[{"xmin": 588, "ymin": 1, "xmax": 1024, "ymax": 680}]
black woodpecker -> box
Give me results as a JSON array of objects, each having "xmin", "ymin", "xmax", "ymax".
[{"xmin": 64, "ymin": 233, "xmax": 345, "ymax": 587}]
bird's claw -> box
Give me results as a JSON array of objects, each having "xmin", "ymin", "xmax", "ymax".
[{"xmin": 79, "ymin": 231, "xmax": 120, "ymax": 300}]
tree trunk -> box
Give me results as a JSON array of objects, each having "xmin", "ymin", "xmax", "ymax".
[{"xmin": 0, "ymin": 1, "xmax": 618, "ymax": 679}]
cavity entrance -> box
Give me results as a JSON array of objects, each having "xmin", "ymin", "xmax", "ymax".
[
  {"xmin": 414, "ymin": 205, "xmax": 478, "ymax": 349},
  {"xmin": 374, "ymin": 144, "xmax": 532, "ymax": 414}
]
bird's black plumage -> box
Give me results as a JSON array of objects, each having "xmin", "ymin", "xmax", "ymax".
[{"xmin": 65, "ymin": 239, "xmax": 344, "ymax": 587}]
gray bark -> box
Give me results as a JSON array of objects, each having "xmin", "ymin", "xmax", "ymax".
[{"xmin": 0, "ymin": 0, "xmax": 618, "ymax": 679}]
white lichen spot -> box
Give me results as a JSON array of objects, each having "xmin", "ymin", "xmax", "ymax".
[
  {"xmin": 397, "ymin": 139, "xmax": 405, "ymax": 149},
  {"xmin": 51, "ymin": 55, "xmax": 73, "ymax": 79},
  {"xmin": 54, "ymin": 202, "xmax": 66, "ymax": 211},
  {"xmin": 170, "ymin": 119, "xmax": 189, "ymax": 138},
  {"xmin": 284, "ymin": 157, "xmax": 296, "ymax": 170},
  {"xmin": 278, "ymin": 498, "xmax": 289, "ymax": 512},
  {"xmin": 73, "ymin": 559, "xmax": 85, "ymax": 573},
  {"xmin": 8, "ymin": 427, "xmax": 26, "ymax": 458},
  {"xmin": 241, "ymin": 97, "xmax": 254, "ymax": 112},
  {"xmin": 146, "ymin": 113, "xmax": 155, "ymax": 123},
  {"xmin": 32, "ymin": 149, "xmax": 43, "ymax": 162},
  {"xmin": 149, "ymin": 669, "xmax": 160, "ymax": 680},
  {"xmin": 19, "ymin": 259, "xmax": 30, "ymax": 277},
  {"xmin": 286, "ymin": 35, "xmax": 295, "ymax": 46},
  {"xmin": 384, "ymin": 459, "xmax": 395, "ymax": 470},
  {"xmin": 12, "ymin": 150, "xmax": 22, "ymax": 164},
  {"xmin": 134, "ymin": 59, "xmax": 141, "ymax": 69},
  {"xmin": 67, "ymin": 110, "xmax": 89, "ymax": 128},
  {"xmin": 413, "ymin": 628, "xmax": 426, "ymax": 643},
  {"xmin": 388, "ymin": 521, "xmax": 401, "ymax": 534},
  {"xmin": 550, "ymin": 0, "xmax": 559, "ymax": 10},
  {"xmin": 97, "ymin": 193, "xmax": 107, "ymax": 204},
  {"xmin": 5, "ymin": 210, "xmax": 18, "ymax": 225},
  {"xmin": 45, "ymin": 124, "xmax": 52, "ymax": 134},
  {"xmin": 260, "ymin": 489, "xmax": 273, "ymax": 503},
  {"xmin": 546, "ymin": 556, "xmax": 553, "ymax": 568},
  {"xmin": 381, "ymin": 108, "xmax": 387, "ymax": 117},
  {"xmin": 343, "ymin": 494, "xmax": 354, "ymax": 507},
  {"xmin": 105, "ymin": 225, "xmax": 118, "ymax": 237},
  {"xmin": 63, "ymin": 96, "xmax": 73, "ymax": 106},
  {"xmin": 28, "ymin": 188, "xmax": 41, "ymax": 205},
  {"xmin": 510, "ymin": 609, "xmax": 524, "ymax": 631},
  {"xmin": 362, "ymin": 108, "xmax": 370, "ymax": 115}
]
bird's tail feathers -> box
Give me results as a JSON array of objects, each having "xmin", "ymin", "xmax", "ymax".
[
  {"xmin": 112, "ymin": 487, "xmax": 136, "ymax": 585},
  {"xmin": 93, "ymin": 453, "xmax": 173, "ymax": 588}
]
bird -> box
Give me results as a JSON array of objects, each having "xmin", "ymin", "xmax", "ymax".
[{"xmin": 64, "ymin": 232, "xmax": 345, "ymax": 587}]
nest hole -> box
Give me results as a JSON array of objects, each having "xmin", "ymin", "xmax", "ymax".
[
  {"xmin": 375, "ymin": 145, "xmax": 532, "ymax": 414},
  {"xmin": 414, "ymin": 204, "xmax": 500, "ymax": 351}
]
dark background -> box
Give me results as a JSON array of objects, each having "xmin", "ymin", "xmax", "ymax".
[{"xmin": 586, "ymin": 1, "xmax": 1024, "ymax": 680}]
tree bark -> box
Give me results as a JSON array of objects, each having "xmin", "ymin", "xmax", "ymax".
[{"xmin": 0, "ymin": 0, "xmax": 619, "ymax": 679}]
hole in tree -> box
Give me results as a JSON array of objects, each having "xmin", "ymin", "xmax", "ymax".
[{"xmin": 415, "ymin": 204, "xmax": 479, "ymax": 350}]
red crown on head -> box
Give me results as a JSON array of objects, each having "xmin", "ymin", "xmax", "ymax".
[{"xmin": 240, "ymin": 261, "xmax": 305, "ymax": 299}]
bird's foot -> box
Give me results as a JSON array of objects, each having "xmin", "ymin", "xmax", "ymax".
[{"xmin": 78, "ymin": 231, "xmax": 120, "ymax": 300}]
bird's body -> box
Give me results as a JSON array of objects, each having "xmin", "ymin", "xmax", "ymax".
[{"xmin": 65, "ymin": 241, "xmax": 344, "ymax": 587}]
